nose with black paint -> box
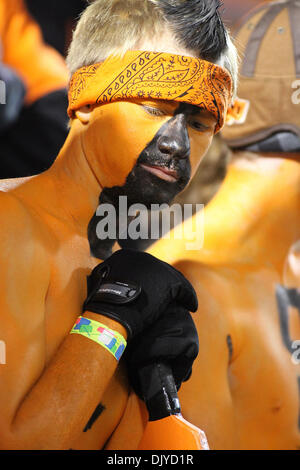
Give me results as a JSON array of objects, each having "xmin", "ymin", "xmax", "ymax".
[
  {"xmin": 139, "ymin": 107, "xmax": 191, "ymax": 183},
  {"xmin": 157, "ymin": 113, "xmax": 190, "ymax": 160}
]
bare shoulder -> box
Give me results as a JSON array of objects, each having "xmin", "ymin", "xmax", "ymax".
[
  {"xmin": 174, "ymin": 259, "xmax": 235, "ymax": 321},
  {"xmin": 0, "ymin": 190, "xmax": 50, "ymax": 297},
  {"xmin": 174, "ymin": 259, "xmax": 240, "ymax": 311},
  {"xmin": 0, "ymin": 190, "xmax": 38, "ymax": 247},
  {"xmin": 0, "ymin": 189, "xmax": 32, "ymax": 223}
]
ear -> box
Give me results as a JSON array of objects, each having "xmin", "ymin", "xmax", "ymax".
[{"xmin": 75, "ymin": 105, "xmax": 93, "ymax": 124}]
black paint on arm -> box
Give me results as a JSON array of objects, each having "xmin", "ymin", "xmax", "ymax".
[{"xmin": 83, "ymin": 402, "xmax": 106, "ymax": 432}]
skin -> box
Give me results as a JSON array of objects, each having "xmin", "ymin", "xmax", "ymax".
[
  {"xmin": 87, "ymin": 101, "xmax": 216, "ymax": 258},
  {"xmin": 0, "ymin": 51, "xmax": 217, "ymax": 447},
  {"xmin": 147, "ymin": 151, "xmax": 300, "ymax": 450}
]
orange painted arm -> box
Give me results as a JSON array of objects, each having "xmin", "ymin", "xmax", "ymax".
[
  {"xmin": 0, "ymin": 0, "xmax": 68, "ymax": 104},
  {"xmin": 6, "ymin": 314, "xmax": 126, "ymax": 450}
]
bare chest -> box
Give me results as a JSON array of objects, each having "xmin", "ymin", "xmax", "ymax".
[
  {"xmin": 178, "ymin": 266, "xmax": 300, "ymax": 449},
  {"xmin": 229, "ymin": 290, "xmax": 300, "ymax": 449}
]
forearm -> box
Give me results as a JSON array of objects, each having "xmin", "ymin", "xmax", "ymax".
[{"xmin": 6, "ymin": 313, "xmax": 127, "ymax": 450}]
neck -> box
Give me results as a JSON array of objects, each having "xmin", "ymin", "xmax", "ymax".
[
  {"xmin": 16, "ymin": 122, "xmax": 103, "ymax": 234},
  {"xmin": 201, "ymin": 151, "xmax": 300, "ymax": 273}
]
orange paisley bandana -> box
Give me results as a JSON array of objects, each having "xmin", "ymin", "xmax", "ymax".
[{"xmin": 68, "ymin": 51, "xmax": 233, "ymax": 133}]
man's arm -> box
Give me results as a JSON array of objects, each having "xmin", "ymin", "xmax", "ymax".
[
  {"xmin": 0, "ymin": 194, "xmax": 127, "ymax": 450},
  {"xmin": 6, "ymin": 315, "xmax": 126, "ymax": 450}
]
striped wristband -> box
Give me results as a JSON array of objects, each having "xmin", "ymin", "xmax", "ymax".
[{"xmin": 70, "ymin": 316, "xmax": 127, "ymax": 361}]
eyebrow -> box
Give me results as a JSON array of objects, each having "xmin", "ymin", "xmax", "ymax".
[
  {"xmin": 175, "ymin": 103, "xmax": 216, "ymax": 120},
  {"xmin": 142, "ymin": 100, "xmax": 216, "ymax": 122},
  {"xmin": 190, "ymin": 107, "xmax": 208, "ymax": 116}
]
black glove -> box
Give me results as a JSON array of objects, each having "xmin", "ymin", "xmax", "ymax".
[
  {"xmin": 124, "ymin": 305, "xmax": 199, "ymax": 397},
  {"xmin": 83, "ymin": 249, "xmax": 198, "ymax": 339},
  {"xmin": 0, "ymin": 62, "xmax": 26, "ymax": 133}
]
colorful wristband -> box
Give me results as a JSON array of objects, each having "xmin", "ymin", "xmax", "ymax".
[{"xmin": 70, "ymin": 316, "xmax": 127, "ymax": 361}]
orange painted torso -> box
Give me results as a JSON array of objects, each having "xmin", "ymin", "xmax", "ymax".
[
  {"xmin": 176, "ymin": 261, "xmax": 300, "ymax": 450},
  {"xmin": 147, "ymin": 153, "xmax": 300, "ymax": 449}
]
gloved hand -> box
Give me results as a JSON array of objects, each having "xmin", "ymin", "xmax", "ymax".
[
  {"xmin": 83, "ymin": 249, "xmax": 198, "ymax": 340},
  {"xmin": 0, "ymin": 62, "xmax": 26, "ymax": 133},
  {"xmin": 124, "ymin": 305, "xmax": 199, "ymax": 396}
]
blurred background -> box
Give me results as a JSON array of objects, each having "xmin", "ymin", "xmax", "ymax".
[{"xmin": 0, "ymin": 0, "xmax": 271, "ymax": 204}]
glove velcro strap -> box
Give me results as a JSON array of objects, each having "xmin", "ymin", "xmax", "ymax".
[
  {"xmin": 85, "ymin": 278, "xmax": 141, "ymax": 308},
  {"xmin": 83, "ymin": 279, "xmax": 142, "ymax": 340},
  {"xmin": 70, "ymin": 316, "xmax": 127, "ymax": 361}
]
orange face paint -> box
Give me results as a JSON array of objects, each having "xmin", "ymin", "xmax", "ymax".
[
  {"xmin": 81, "ymin": 100, "xmax": 215, "ymax": 196},
  {"xmin": 81, "ymin": 101, "xmax": 175, "ymax": 189},
  {"xmin": 68, "ymin": 50, "xmax": 233, "ymax": 133}
]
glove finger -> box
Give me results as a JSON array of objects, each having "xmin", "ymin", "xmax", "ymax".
[
  {"xmin": 170, "ymin": 282, "xmax": 198, "ymax": 313},
  {"xmin": 172, "ymin": 358, "xmax": 193, "ymax": 390}
]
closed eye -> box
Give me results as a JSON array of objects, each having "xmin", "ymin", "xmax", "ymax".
[
  {"xmin": 142, "ymin": 105, "xmax": 167, "ymax": 117},
  {"xmin": 188, "ymin": 119, "xmax": 210, "ymax": 132}
]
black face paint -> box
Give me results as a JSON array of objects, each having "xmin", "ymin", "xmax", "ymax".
[
  {"xmin": 88, "ymin": 104, "xmax": 197, "ymax": 259},
  {"xmin": 103, "ymin": 103, "xmax": 193, "ymax": 208}
]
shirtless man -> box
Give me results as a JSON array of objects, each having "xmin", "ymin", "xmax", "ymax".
[
  {"xmin": 0, "ymin": 0, "xmax": 237, "ymax": 450},
  {"xmin": 149, "ymin": 0, "xmax": 300, "ymax": 450}
]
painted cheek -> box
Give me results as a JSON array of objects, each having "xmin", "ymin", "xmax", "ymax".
[
  {"xmin": 83, "ymin": 103, "xmax": 168, "ymax": 188},
  {"xmin": 189, "ymin": 132, "xmax": 214, "ymax": 178}
]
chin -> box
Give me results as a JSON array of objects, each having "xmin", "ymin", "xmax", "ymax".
[
  {"xmin": 102, "ymin": 165, "xmax": 189, "ymax": 209},
  {"xmin": 125, "ymin": 165, "xmax": 189, "ymax": 208}
]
